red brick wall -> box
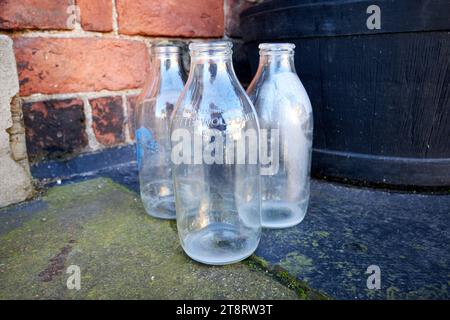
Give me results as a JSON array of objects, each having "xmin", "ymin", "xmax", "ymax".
[{"xmin": 0, "ymin": 0, "xmax": 226, "ymax": 163}]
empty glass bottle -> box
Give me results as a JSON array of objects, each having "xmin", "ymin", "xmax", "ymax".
[
  {"xmin": 171, "ymin": 41, "xmax": 261, "ymax": 265},
  {"xmin": 136, "ymin": 45, "xmax": 186, "ymax": 219},
  {"xmin": 247, "ymin": 43, "xmax": 313, "ymax": 229}
]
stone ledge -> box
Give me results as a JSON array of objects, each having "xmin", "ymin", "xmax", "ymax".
[
  {"xmin": 13, "ymin": 146, "xmax": 450, "ymax": 299},
  {"xmin": 0, "ymin": 178, "xmax": 308, "ymax": 300}
]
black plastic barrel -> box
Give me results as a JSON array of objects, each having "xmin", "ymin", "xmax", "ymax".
[{"xmin": 241, "ymin": 0, "xmax": 450, "ymax": 188}]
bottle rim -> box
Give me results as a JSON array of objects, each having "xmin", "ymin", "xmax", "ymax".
[
  {"xmin": 189, "ymin": 41, "xmax": 233, "ymax": 56},
  {"xmin": 152, "ymin": 45, "xmax": 181, "ymax": 55},
  {"xmin": 259, "ymin": 43, "xmax": 295, "ymax": 53}
]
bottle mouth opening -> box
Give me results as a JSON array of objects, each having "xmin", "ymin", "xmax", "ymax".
[
  {"xmin": 152, "ymin": 45, "xmax": 181, "ymax": 55},
  {"xmin": 259, "ymin": 43, "xmax": 295, "ymax": 54},
  {"xmin": 189, "ymin": 41, "xmax": 233, "ymax": 57}
]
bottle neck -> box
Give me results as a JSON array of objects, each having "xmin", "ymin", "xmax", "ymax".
[
  {"xmin": 187, "ymin": 41, "xmax": 241, "ymax": 88},
  {"xmin": 258, "ymin": 52, "xmax": 296, "ymax": 75},
  {"xmin": 189, "ymin": 55, "xmax": 238, "ymax": 85},
  {"xmin": 151, "ymin": 53, "xmax": 185, "ymax": 91}
]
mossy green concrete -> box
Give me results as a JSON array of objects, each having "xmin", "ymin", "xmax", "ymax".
[
  {"xmin": 279, "ymin": 253, "xmax": 314, "ymax": 276},
  {"xmin": 248, "ymin": 255, "xmax": 329, "ymax": 300},
  {"xmin": 0, "ymin": 178, "xmax": 304, "ymax": 300}
]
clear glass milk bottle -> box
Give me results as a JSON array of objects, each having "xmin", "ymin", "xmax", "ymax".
[
  {"xmin": 247, "ymin": 43, "xmax": 313, "ymax": 229},
  {"xmin": 136, "ymin": 45, "xmax": 186, "ymax": 219},
  {"xmin": 171, "ymin": 41, "xmax": 261, "ymax": 265}
]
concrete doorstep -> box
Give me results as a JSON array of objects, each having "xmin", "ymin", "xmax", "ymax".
[
  {"xmin": 0, "ymin": 178, "xmax": 320, "ymax": 300},
  {"xmin": 1, "ymin": 157, "xmax": 449, "ymax": 300}
]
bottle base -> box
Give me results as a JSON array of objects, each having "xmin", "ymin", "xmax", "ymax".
[
  {"xmin": 181, "ymin": 223, "xmax": 260, "ymax": 266},
  {"xmin": 261, "ymin": 200, "xmax": 308, "ymax": 229},
  {"xmin": 142, "ymin": 197, "xmax": 176, "ymax": 220},
  {"xmin": 141, "ymin": 180, "xmax": 176, "ymax": 220}
]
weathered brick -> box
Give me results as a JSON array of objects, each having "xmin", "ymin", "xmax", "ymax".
[
  {"xmin": 126, "ymin": 95, "xmax": 138, "ymax": 141},
  {"xmin": 14, "ymin": 37, "xmax": 150, "ymax": 96},
  {"xmin": 77, "ymin": 0, "xmax": 113, "ymax": 32},
  {"xmin": 22, "ymin": 99, "xmax": 88, "ymax": 162},
  {"xmin": 116, "ymin": 0, "xmax": 224, "ymax": 37},
  {"xmin": 0, "ymin": 0, "xmax": 73, "ymax": 30},
  {"xmin": 90, "ymin": 96, "xmax": 125, "ymax": 146}
]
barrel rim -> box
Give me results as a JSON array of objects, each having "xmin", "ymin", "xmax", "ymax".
[{"xmin": 312, "ymin": 148, "xmax": 450, "ymax": 188}]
